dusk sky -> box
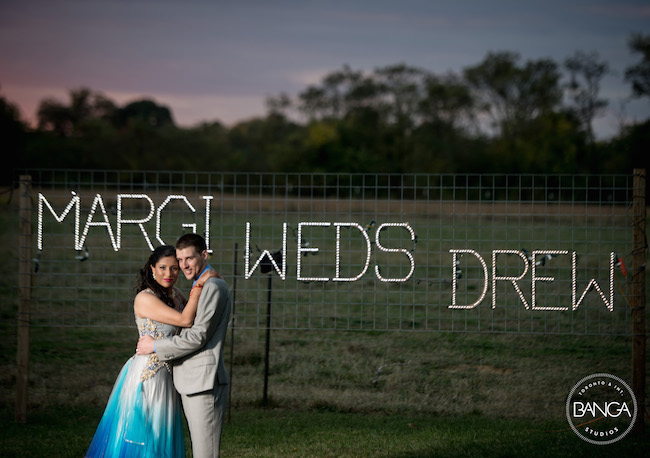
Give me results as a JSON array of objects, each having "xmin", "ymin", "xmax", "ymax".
[{"xmin": 1, "ymin": 0, "xmax": 648, "ymax": 139}]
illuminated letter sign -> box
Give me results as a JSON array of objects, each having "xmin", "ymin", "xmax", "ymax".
[
  {"xmin": 34, "ymin": 191, "xmax": 619, "ymax": 312},
  {"xmin": 374, "ymin": 223, "xmax": 416, "ymax": 282},
  {"xmin": 333, "ymin": 222, "xmax": 371, "ymax": 282},
  {"xmin": 117, "ymin": 194, "xmax": 155, "ymax": 251},
  {"xmin": 492, "ymin": 249, "xmax": 530, "ymax": 309},
  {"xmin": 450, "ymin": 249, "xmax": 615, "ymax": 311},
  {"xmin": 79, "ymin": 194, "xmax": 118, "ymax": 251},
  {"xmin": 38, "ymin": 192, "xmax": 80, "ymax": 250},
  {"xmin": 296, "ymin": 222, "xmax": 330, "ymax": 282},
  {"xmin": 202, "ymin": 196, "xmax": 213, "ymax": 253},
  {"xmin": 155, "ymin": 195, "xmax": 197, "ymax": 246},
  {"xmin": 572, "ymin": 251, "xmax": 614, "ymax": 311},
  {"xmin": 244, "ymin": 221, "xmax": 287, "ymax": 279},
  {"xmin": 531, "ymin": 250, "xmax": 569, "ymax": 310},
  {"xmin": 449, "ymin": 249, "xmax": 488, "ymax": 309}
]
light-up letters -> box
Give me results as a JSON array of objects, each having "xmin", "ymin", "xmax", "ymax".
[
  {"xmin": 572, "ymin": 251, "xmax": 614, "ymax": 311},
  {"xmin": 79, "ymin": 194, "xmax": 118, "ymax": 251},
  {"xmin": 36, "ymin": 191, "xmax": 619, "ymax": 312},
  {"xmin": 38, "ymin": 192, "xmax": 80, "ymax": 250},
  {"xmin": 374, "ymin": 223, "xmax": 416, "ymax": 282},
  {"xmin": 37, "ymin": 192, "xmax": 210, "ymax": 252},
  {"xmin": 156, "ymin": 195, "xmax": 197, "ymax": 246},
  {"xmin": 244, "ymin": 222, "xmax": 288, "ymax": 280},
  {"xmin": 492, "ymin": 249, "xmax": 530, "ymax": 309},
  {"xmin": 532, "ymin": 250, "xmax": 570, "ymax": 311},
  {"xmin": 450, "ymin": 249, "xmax": 615, "ymax": 311},
  {"xmin": 202, "ymin": 196, "xmax": 213, "ymax": 253},
  {"xmin": 117, "ymin": 194, "xmax": 155, "ymax": 251},
  {"xmin": 334, "ymin": 222, "xmax": 371, "ymax": 282},
  {"xmin": 246, "ymin": 221, "xmax": 414, "ymax": 282},
  {"xmin": 296, "ymin": 222, "xmax": 330, "ymax": 282},
  {"xmin": 449, "ymin": 249, "xmax": 488, "ymax": 309}
]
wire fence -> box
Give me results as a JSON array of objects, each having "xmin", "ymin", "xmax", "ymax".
[{"xmin": 19, "ymin": 170, "xmax": 635, "ymax": 336}]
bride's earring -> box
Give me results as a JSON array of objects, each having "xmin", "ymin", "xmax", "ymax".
[{"xmin": 152, "ymin": 271, "xmax": 157, "ymax": 281}]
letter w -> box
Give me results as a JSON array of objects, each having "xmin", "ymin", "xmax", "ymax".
[
  {"xmin": 572, "ymin": 252, "xmax": 614, "ymax": 311},
  {"xmin": 244, "ymin": 222, "xmax": 287, "ymax": 279}
]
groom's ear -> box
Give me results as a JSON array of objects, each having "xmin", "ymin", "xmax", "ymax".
[{"xmin": 201, "ymin": 249, "xmax": 209, "ymax": 261}]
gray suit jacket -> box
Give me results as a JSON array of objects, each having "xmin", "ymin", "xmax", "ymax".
[{"xmin": 155, "ymin": 276, "xmax": 231, "ymax": 395}]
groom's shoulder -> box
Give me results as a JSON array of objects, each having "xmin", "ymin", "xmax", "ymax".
[
  {"xmin": 206, "ymin": 274, "xmax": 226, "ymax": 284},
  {"xmin": 205, "ymin": 275, "xmax": 228, "ymax": 289}
]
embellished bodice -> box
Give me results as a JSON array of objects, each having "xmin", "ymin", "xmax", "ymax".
[
  {"xmin": 135, "ymin": 314, "xmax": 180, "ymax": 382},
  {"xmin": 135, "ymin": 315, "xmax": 179, "ymax": 340}
]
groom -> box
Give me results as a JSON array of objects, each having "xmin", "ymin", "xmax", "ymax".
[{"xmin": 137, "ymin": 233, "xmax": 231, "ymax": 457}]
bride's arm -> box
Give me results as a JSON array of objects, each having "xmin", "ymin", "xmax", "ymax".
[
  {"xmin": 172, "ymin": 272, "xmax": 218, "ymax": 326},
  {"xmin": 134, "ymin": 272, "xmax": 217, "ymax": 327}
]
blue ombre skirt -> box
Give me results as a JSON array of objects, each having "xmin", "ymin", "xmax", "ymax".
[{"xmin": 85, "ymin": 354, "xmax": 185, "ymax": 457}]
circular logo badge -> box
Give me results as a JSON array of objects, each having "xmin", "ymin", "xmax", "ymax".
[{"xmin": 566, "ymin": 373, "xmax": 637, "ymax": 445}]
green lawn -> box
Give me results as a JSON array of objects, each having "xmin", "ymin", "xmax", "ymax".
[
  {"xmin": 0, "ymin": 324, "xmax": 647, "ymax": 457},
  {"xmin": 1, "ymin": 405, "xmax": 648, "ymax": 457}
]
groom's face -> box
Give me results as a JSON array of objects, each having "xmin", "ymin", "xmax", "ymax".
[{"xmin": 176, "ymin": 246, "xmax": 208, "ymax": 281}]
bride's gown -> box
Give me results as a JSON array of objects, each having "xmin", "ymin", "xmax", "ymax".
[{"xmin": 85, "ymin": 314, "xmax": 185, "ymax": 457}]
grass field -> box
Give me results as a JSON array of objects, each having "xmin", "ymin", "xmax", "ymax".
[
  {"xmin": 1, "ymin": 297, "xmax": 647, "ymax": 456},
  {"xmin": 1, "ymin": 403, "xmax": 649, "ymax": 457},
  {"xmin": 1, "ymin": 180, "xmax": 648, "ymax": 456}
]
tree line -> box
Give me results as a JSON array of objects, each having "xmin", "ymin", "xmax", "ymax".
[{"xmin": 3, "ymin": 34, "xmax": 650, "ymax": 185}]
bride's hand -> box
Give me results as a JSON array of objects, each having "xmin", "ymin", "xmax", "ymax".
[{"xmin": 195, "ymin": 270, "xmax": 219, "ymax": 288}]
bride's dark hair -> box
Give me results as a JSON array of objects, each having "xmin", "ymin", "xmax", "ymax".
[{"xmin": 137, "ymin": 245, "xmax": 177, "ymax": 308}]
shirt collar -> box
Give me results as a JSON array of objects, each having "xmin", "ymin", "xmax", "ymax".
[{"xmin": 193, "ymin": 264, "xmax": 212, "ymax": 287}]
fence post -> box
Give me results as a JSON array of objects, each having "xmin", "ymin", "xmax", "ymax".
[
  {"xmin": 262, "ymin": 274, "xmax": 272, "ymax": 405},
  {"xmin": 228, "ymin": 242, "xmax": 238, "ymax": 423},
  {"xmin": 631, "ymin": 168, "xmax": 646, "ymax": 433},
  {"xmin": 16, "ymin": 175, "xmax": 32, "ymax": 423}
]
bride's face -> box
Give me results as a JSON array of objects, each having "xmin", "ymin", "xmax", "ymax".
[{"xmin": 151, "ymin": 255, "xmax": 180, "ymax": 289}]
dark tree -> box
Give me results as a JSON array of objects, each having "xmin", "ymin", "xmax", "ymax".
[
  {"xmin": 1, "ymin": 90, "xmax": 27, "ymax": 184},
  {"xmin": 37, "ymin": 87, "xmax": 116, "ymax": 136},
  {"xmin": 113, "ymin": 99, "xmax": 175, "ymax": 128},
  {"xmin": 464, "ymin": 52, "xmax": 562, "ymax": 137},
  {"xmin": 625, "ymin": 33, "xmax": 650, "ymax": 101},
  {"xmin": 564, "ymin": 50, "xmax": 609, "ymax": 145}
]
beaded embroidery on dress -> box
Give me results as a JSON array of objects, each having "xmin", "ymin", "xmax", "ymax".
[{"xmin": 85, "ymin": 299, "xmax": 185, "ymax": 457}]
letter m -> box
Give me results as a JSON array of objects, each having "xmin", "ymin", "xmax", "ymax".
[{"xmin": 38, "ymin": 192, "xmax": 81, "ymax": 250}]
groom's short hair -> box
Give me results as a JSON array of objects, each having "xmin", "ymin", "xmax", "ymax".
[{"xmin": 176, "ymin": 233, "xmax": 207, "ymax": 253}]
